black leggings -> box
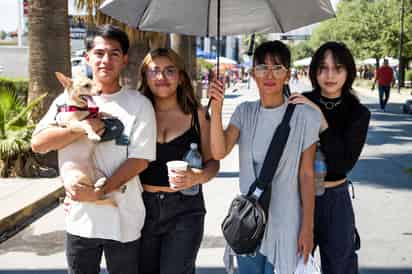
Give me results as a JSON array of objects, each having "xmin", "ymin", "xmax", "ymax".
[
  {"xmin": 139, "ymin": 191, "xmax": 206, "ymax": 274},
  {"xmin": 313, "ymin": 181, "xmax": 361, "ymax": 274}
]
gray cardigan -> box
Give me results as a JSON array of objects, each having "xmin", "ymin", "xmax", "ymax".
[{"xmin": 228, "ymin": 99, "xmax": 321, "ymax": 273}]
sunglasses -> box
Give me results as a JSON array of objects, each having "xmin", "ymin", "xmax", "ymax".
[
  {"xmin": 254, "ymin": 64, "xmax": 288, "ymax": 78},
  {"xmin": 146, "ymin": 67, "xmax": 178, "ymax": 80}
]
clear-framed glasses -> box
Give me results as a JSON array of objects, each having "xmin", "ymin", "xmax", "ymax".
[
  {"xmin": 254, "ymin": 64, "xmax": 288, "ymax": 78},
  {"xmin": 146, "ymin": 66, "xmax": 178, "ymax": 80}
]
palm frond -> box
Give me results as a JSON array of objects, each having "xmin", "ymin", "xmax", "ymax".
[{"xmin": 6, "ymin": 93, "xmax": 47, "ymax": 127}]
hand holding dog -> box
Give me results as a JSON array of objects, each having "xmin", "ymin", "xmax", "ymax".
[{"xmin": 80, "ymin": 118, "xmax": 105, "ymax": 137}]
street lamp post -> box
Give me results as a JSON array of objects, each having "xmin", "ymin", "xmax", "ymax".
[
  {"xmin": 397, "ymin": 0, "xmax": 405, "ymax": 93},
  {"xmin": 17, "ymin": 0, "xmax": 23, "ymax": 47}
]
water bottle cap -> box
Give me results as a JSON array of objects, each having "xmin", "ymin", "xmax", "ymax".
[{"xmin": 190, "ymin": 143, "xmax": 198, "ymax": 150}]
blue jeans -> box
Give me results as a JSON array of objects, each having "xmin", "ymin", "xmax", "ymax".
[
  {"xmin": 378, "ymin": 85, "xmax": 390, "ymax": 110},
  {"xmin": 236, "ymin": 252, "xmax": 274, "ymax": 274}
]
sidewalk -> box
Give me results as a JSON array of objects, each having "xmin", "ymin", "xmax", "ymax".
[{"xmin": 0, "ymin": 177, "xmax": 63, "ymax": 243}]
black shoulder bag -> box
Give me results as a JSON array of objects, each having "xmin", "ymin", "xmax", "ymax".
[{"xmin": 221, "ymin": 104, "xmax": 295, "ymax": 255}]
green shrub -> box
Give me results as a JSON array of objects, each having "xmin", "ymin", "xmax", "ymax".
[
  {"xmin": 406, "ymin": 70, "xmax": 412, "ymax": 82},
  {"xmin": 0, "ymin": 77, "xmax": 28, "ymax": 102}
]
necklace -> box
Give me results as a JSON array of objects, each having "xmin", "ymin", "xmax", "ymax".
[{"xmin": 319, "ymin": 97, "xmax": 342, "ymax": 110}]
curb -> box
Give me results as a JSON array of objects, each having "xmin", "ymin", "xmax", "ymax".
[{"xmin": 0, "ymin": 186, "xmax": 64, "ymax": 243}]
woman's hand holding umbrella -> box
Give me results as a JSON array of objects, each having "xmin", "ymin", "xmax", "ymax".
[{"xmin": 207, "ymin": 79, "xmax": 225, "ymax": 116}]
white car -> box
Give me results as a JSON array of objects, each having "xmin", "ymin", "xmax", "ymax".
[{"xmin": 71, "ymin": 57, "xmax": 88, "ymax": 77}]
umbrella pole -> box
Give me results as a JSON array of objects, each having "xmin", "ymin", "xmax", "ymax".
[{"xmin": 206, "ymin": 0, "xmax": 220, "ymax": 119}]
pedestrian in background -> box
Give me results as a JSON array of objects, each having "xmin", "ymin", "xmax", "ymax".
[
  {"xmin": 31, "ymin": 24, "xmax": 156, "ymax": 274},
  {"xmin": 372, "ymin": 59, "xmax": 394, "ymax": 111},
  {"xmin": 138, "ymin": 48, "xmax": 219, "ymax": 274},
  {"xmin": 209, "ymin": 40, "xmax": 321, "ymax": 274},
  {"xmin": 290, "ymin": 41, "xmax": 370, "ymax": 274}
]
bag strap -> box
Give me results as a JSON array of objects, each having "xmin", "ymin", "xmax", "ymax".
[{"xmin": 247, "ymin": 103, "xmax": 296, "ymax": 199}]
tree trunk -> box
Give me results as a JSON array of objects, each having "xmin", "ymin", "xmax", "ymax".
[
  {"xmin": 121, "ymin": 40, "xmax": 150, "ymax": 90},
  {"xmin": 28, "ymin": 0, "xmax": 70, "ymax": 174},
  {"xmin": 28, "ymin": 0, "xmax": 71, "ymax": 123},
  {"xmin": 120, "ymin": 34, "xmax": 167, "ymax": 90},
  {"xmin": 170, "ymin": 34, "xmax": 200, "ymax": 99}
]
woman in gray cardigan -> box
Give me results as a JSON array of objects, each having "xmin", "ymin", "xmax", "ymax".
[{"xmin": 209, "ymin": 41, "xmax": 322, "ymax": 274}]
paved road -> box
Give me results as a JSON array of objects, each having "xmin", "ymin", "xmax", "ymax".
[{"xmin": 1, "ymin": 80, "xmax": 411, "ymax": 274}]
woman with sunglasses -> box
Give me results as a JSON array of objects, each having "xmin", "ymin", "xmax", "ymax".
[
  {"xmin": 209, "ymin": 41, "xmax": 321, "ymax": 274},
  {"xmin": 138, "ymin": 48, "xmax": 219, "ymax": 274},
  {"xmin": 289, "ymin": 41, "xmax": 370, "ymax": 274}
]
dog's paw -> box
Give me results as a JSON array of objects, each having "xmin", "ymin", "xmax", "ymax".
[
  {"xmin": 88, "ymin": 133, "xmax": 101, "ymax": 142},
  {"xmin": 94, "ymin": 177, "xmax": 106, "ymax": 188}
]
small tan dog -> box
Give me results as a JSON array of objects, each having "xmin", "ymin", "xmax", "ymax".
[{"xmin": 55, "ymin": 72, "xmax": 117, "ymax": 207}]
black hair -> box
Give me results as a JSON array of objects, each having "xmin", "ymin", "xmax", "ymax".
[
  {"xmin": 309, "ymin": 41, "xmax": 357, "ymax": 97},
  {"xmin": 85, "ymin": 24, "xmax": 129, "ymax": 54},
  {"xmin": 253, "ymin": 40, "xmax": 291, "ymax": 69}
]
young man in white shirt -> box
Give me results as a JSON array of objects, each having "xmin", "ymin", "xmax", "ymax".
[{"xmin": 31, "ymin": 24, "xmax": 156, "ymax": 274}]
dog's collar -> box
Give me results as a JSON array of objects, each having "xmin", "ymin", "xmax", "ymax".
[{"xmin": 57, "ymin": 104, "xmax": 99, "ymax": 119}]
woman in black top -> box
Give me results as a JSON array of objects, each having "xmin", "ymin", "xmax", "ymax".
[
  {"xmin": 290, "ymin": 41, "xmax": 370, "ymax": 274},
  {"xmin": 138, "ymin": 48, "xmax": 219, "ymax": 274}
]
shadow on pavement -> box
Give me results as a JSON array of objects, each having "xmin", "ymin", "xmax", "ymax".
[
  {"xmin": 224, "ymin": 94, "xmax": 241, "ymax": 99},
  {"xmin": 0, "ymin": 228, "xmax": 65, "ymax": 256},
  {"xmin": 0, "ymin": 267, "xmax": 411, "ymax": 274},
  {"xmin": 350, "ymin": 157, "xmax": 412, "ymax": 190},
  {"xmin": 348, "ymin": 102, "xmax": 412, "ymax": 190},
  {"xmin": 216, "ymin": 172, "xmax": 239, "ymax": 178}
]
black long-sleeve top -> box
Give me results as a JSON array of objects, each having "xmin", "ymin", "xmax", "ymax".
[{"xmin": 303, "ymin": 90, "xmax": 371, "ymax": 181}]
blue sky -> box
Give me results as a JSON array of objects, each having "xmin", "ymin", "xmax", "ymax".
[{"xmin": 0, "ymin": 0, "xmax": 340, "ymax": 32}]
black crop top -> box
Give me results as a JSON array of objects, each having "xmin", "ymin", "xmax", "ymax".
[
  {"xmin": 140, "ymin": 110, "xmax": 201, "ymax": 186},
  {"xmin": 303, "ymin": 90, "xmax": 371, "ymax": 181}
]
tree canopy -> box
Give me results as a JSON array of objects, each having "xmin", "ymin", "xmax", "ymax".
[{"xmin": 309, "ymin": 0, "xmax": 411, "ymax": 61}]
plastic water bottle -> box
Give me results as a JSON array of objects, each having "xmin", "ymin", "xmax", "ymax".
[
  {"xmin": 314, "ymin": 143, "xmax": 327, "ymax": 196},
  {"xmin": 181, "ymin": 143, "xmax": 202, "ymax": 195}
]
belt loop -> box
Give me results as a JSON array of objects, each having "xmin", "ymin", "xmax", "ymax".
[{"xmin": 348, "ymin": 180, "xmax": 355, "ymax": 199}]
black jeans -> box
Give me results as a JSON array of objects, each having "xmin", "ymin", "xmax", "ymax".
[
  {"xmin": 139, "ymin": 191, "xmax": 206, "ymax": 274},
  {"xmin": 65, "ymin": 233, "xmax": 140, "ymax": 274},
  {"xmin": 313, "ymin": 181, "xmax": 361, "ymax": 274}
]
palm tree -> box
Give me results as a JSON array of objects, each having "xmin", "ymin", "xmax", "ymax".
[
  {"xmin": 0, "ymin": 87, "xmax": 46, "ymax": 177},
  {"xmin": 28, "ymin": 0, "xmax": 71, "ymax": 122},
  {"xmin": 74, "ymin": 0, "xmax": 167, "ymax": 89},
  {"xmin": 170, "ymin": 34, "xmax": 199, "ymax": 98}
]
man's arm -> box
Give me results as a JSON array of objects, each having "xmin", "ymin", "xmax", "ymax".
[{"xmin": 31, "ymin": 118, "xmax": 104, "ymax": 153}]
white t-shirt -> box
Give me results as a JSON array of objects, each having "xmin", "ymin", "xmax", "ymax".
[{"xmin": 34, "ymin": 88, "xmax": 156, "ymax": 242}]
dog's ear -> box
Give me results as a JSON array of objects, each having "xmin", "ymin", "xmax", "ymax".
[{"xmin": 55, "ymin": 72, "xmax": 73, "ymax": 89}]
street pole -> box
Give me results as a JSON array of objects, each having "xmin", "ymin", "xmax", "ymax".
[
  {"xmin": 17, "ymin": 0, "xmax": 23, "ymax": 47},
  {"xmin": 397, "ymin": 0, "xmax": 405, "ymax": 93}
]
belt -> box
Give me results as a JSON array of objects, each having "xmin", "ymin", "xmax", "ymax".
[{"xmin": 322, "ymin": 178, "xmax": 346, "ymax": 188}]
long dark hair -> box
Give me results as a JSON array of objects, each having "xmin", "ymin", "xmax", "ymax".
[
  {"xmin": 138, "ymin": 48, "xmax": 199, "ymax": 114},
  {"xmin": 309, "ymin": 41, "xmax": 357, "ymax": 99}
]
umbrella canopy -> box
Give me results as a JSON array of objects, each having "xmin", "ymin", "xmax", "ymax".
[
  {"xmin": 99, "ymin": 0, "xmax": 335, "ymax": 36},
  {"xmin": 196, "ymin": 47, "xmax": 217, "ymax": 59}
]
